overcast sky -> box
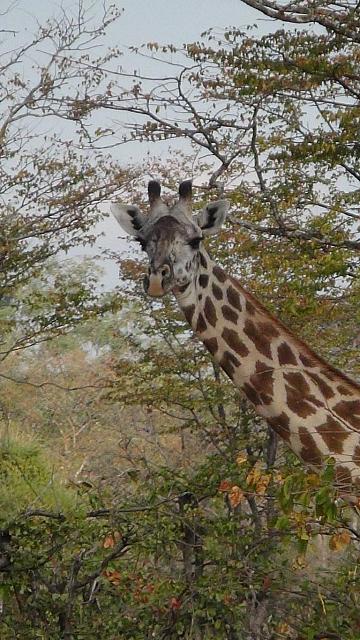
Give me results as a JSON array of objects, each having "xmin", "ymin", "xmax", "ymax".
[
  {"xmin": 6, "ymin": 0, "xmax": 259, "ymax": 47},
  {"xmin": 3, "ymin": 0, "xmax": 272, "ymax": 288}
]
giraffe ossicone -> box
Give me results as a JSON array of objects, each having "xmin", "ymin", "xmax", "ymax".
[{"xmin": 112, "ymin": 180, "xmax": 360, "ymax": 498}]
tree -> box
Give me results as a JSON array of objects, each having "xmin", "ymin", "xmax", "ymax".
[
  {"xmin": 0, "ymin": 2, "xmax": 133, "ymax": 374},
  {"xmin": 1, "ymin": 2, "xmax": 360, "ymax": 638},
  {"xmin": 95, "ymin": 3, "xmax": 360, "ymax": 637},
  {"xmin": 237, "ymin": 0, "xmax": 360, "ymax": 42},
  {"xmin": 98, "ymin": 0, "xmax": 359, "ymax": 331}
]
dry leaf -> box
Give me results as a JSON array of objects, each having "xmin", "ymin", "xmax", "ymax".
[
  {"xmin": 218, "ymin": 480, "xmax": 231, "ymax": 492},
  {"xmin": 255, "ymin": 473, "xmax": 271, "ymax": 495},
  {"xmin": 292, "ymin": 555, "xmax": 306, "ymax": 569},
  {"xmin": 276, "ymin": 621, "xmax": 290, "ymax": 635},
  {"xmin": 274, "ymin": 472, "xmax": 284, "ymax": 485},
  {"xmin": 170, "ymin": 597, "xmax": 181, "ymax": 610},
  {"xmin": 306, "ymin": 473, "xmax": 320, "ymax": 488},
  {"xmin": 103, "ymin": 531, "xmax": 122, "ymax": 549},
  {"xmin": 329, "ymin": 530, "xmax": 351, "ymax": 551},
  {"xmin": 236, "ymin": 451, "xmax": 247, "ymax": 465},
  {"xmin": 103, "ymin": 569, "xmax": 121, "ymax": 585},
  {"xmin": 229, "ymin": 485, "xmax": 244, "ymax": 508},
  {"xmin": 246, "ymin": 467, "xmax": 262, "ymax": 487}
]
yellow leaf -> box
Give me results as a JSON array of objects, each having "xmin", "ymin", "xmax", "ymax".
[
  {"xmin": 276, "ymin": 621, "xmax": 290, "ymax": 635},
  {"xmin": 236, "ymin": 451, "xmax": 247, "ymax": 465},
  {"xmin": 246, "ymin": 467, "xmax": 262, "ymax": 487},
  {"xmin": 292, "ymin": 555, "xmax": 306, "ymax": 570},
  {"xmin": 306, "ymin": 473, "xmax": 320, "ymax": 488}
]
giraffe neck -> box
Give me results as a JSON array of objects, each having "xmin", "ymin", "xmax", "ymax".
[{"xmin": 174, "ymin": 249, "xmax": 360, "ymax": 491}]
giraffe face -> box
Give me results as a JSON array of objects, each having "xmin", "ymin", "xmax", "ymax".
[
  {"xmin": 140, "ymin": 215, "xmax": 202, "ymax": 296},
  {"xmin": 112, "ymin": 181, "xmax": 229, "ymax": 297}
]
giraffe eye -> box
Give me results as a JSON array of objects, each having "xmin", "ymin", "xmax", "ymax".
[{"xmin": 188, "ymin": 237, "xmax": 202, "ymax": 250}]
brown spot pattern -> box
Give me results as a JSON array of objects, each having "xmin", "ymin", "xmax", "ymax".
[
  {"xmin": 242, "ymin": 382, "xmax": 261, "ymax": 406},
  {"xmin": 213, "ymin": 265, "xmax": 227, "ymax": 283},
  {"xmin": 267, "ymin": 412, "xmax": 291, "ymax": 442},
  {"xmin": 212, "ymin": 283, "xmax": 223, "ymax": 300},
  {"xmin": 177, "ymin": 283, "xmax": 189, "ymax": 293},
  {"xmin": 299, "ymin": 428, "xmax": 322, "ymax": 466},
  {"xmin": 286, "ymin": 385, "xmax": 317, "ymax": 418},
  {"xmin": 203, "ymin": 337, "xmax": 218, "ymax": 355},
  {"xmin": 244, "ymin": 319, "xmax": 272, "ymax": 359},
  {"xmin": 284, "ymin": 371, "xmax": 310, "ymax": 396},
  {"xmin": 250, "ymin": 361, "xmax": 274, "ymax": 404},
  {"xmin": 199, "ymin": 274, "xmax": 209, "ymax": 288},
  {"xmin": 316, "ymin": 416, "xmax": 348, "ymax": 454},
  {"xmin": 222, "ymin": 328, "xmax": 249, "ymax": 357},
  {"xmin": 307, "ymin": 372, "xmax": 335, "ymax": 400},
  {"xmin": 258, "ymin": 322, "xmax": 280, "ymax": 339},
  {"xmin": 278, "ymin": 342, "xmax": 297, "ymax": 366},
  {"xmin": 204, "ymin": 296, "xmax": 217, "ymax": 327},
  {"xmin": 222, "ymin": 304, "xmax": 238, "ymax": 324},
  {"xmin": 284, "ymin": 370, "xmax": 324, "ymax": 409},
  {"xmin": 308, "ymin": 395, "xmax": 324, "ymax": 408},
  {"xmin": 220, "ymin": 351, "xmax": 240, "ymax": 379},
  {"xmin": 196, "ymin": 313, "xmax": 207, "ymax": 333},
  {"xmin": 321, "ymin": 368, "xmax": 336, "ymax": 381},
  {"xmin": 246, "ymin": 299, "xmax": 256, "ymax": 315},
  {"xmin": 299, "ymin": 353, "xmax": 316, "ymax": 367},
  {"xmin": 183, "ymin": 305, "xmax": 195, "ymax": 324},
  {"xmin": 333, "ymin": 400, "xmax": 360, "ymax": 430},
  {"xmin": 227, "ymin": 285, "xmax": 242, "ymax": 311},
  {"xmin": 199, "ymin": 252, "xmax": 207, "ymax": 269},
  {"xmin": 337, "ymin": 384, "xmax": 354, "ymax": 397}
]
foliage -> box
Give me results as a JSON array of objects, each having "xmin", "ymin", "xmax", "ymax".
[
  {"xmin": 1, "ymin": 424, "xmax": 359, "ymax": 639},
  {"xmin": 0, "ymin": 1, "xmax": 359, "ymax": 639},
  {"xmin": 0, "ymin": 2, "xmax": 132, "ymax": 366},
  {"xmin": 100, "ymin": 0, "xmax": 360, "ymax": 373}
]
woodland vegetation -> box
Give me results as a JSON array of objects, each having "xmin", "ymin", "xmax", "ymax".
[{"xmin": 0, "ymin": 1, "xmax": 359, "ymax": 638}]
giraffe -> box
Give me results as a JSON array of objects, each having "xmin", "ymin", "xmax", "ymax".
[{"xmin": 112, "ymin": 180, "xmax": 360, "ymax": 497}]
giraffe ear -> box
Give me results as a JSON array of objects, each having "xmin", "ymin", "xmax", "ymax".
[
  {"xmin": 111, "ymin": 203, "xmax": 146, "ymax": 236},
  {"xmin": 196, "ymin": 200, "xmax": 229, "ymax": 236}
]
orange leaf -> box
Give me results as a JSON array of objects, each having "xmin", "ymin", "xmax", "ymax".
[
  {"xmin": 218, "ymin": 480, "xmax": 231, "ymax": 492},
  {"xmin": 255, "ymin": 473, "xmax": 271, "ymax": 495},
  {"xmin": 329, "ymin": 530, "xmax": 351, "ymax": 552},
  {"xmin": 170, "ymin": 597, "xmax": 181, "ymax": 610},
  {"xmin": 229, "ymin": 485, "xmax": 244, "ymax": 508},
  {"xmin": 103, "ymin": 570, "xmax": 121, "ymax": 585},
  {"xmin": 276, "ymin": 621, "xmax": 290, "ymax": 635},
  {"xmin": 103, "ymin": 531, "xmax": 122, "ymax": 549}
]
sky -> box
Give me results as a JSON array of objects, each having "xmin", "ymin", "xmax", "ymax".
[
  {"xmin": 3, "ymin": 0, "xmax": 272, "ymax": 288},
  {"xmin": 6, "ymin": 0, "xmax": 260, "ymax": 47}
]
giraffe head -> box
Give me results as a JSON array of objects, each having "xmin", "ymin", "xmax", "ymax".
[{"xmin": 112, "ymin": 181, "xmax": 229, "ymax": 297}]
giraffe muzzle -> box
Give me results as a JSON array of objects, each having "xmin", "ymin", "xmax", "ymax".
[{"xmin": 144, "ymin": 264, "xmax": 172, "ymax": 297}]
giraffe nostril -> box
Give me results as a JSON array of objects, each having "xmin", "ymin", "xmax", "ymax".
[{"xmin": 161, "ymin": 265, "xmax": 170, "ymax": 278}]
